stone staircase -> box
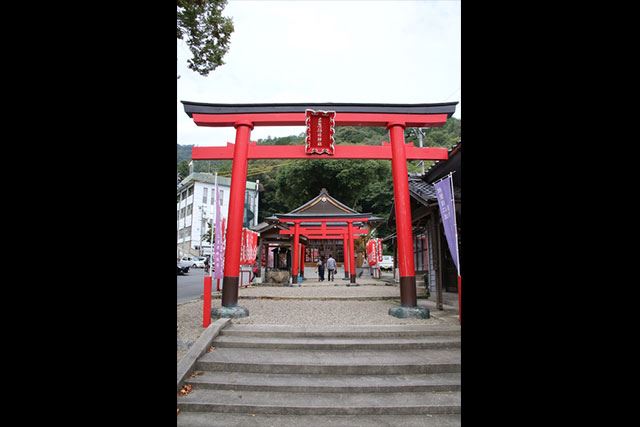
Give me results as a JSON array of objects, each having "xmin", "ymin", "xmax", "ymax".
[{"xmin": 177, "ymin": 324, "xmax": 461, "ymax": 426}]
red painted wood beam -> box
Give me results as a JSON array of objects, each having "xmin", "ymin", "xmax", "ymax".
[
  {"xmin": 282, "ymin": 234, "xmax": 365, "ymax": 239},
  {"xmin": 279, "ymin": 227, "xmax": 368, "ymax": 235},
  {"xmin": 192, "ymin": 142, "xmax": 448, "ymax": 161},
  {"xmin": 303, "ymin": 235, "xmax": 361, "ymax": 240},
  {"xmin": 278, "ymin": 217, "xmax": 370, "ymax": 223},
  {"xmin": 192, "ymin": 112, "xmax": 448, "ymax": 128}
]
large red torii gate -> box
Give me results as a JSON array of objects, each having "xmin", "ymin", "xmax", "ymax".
[{"xmin": 182, "ymin": 101, "xmax": 457, "ymax": 319}]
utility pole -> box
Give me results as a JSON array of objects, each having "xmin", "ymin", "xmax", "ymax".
[
  {"xmin": 254, "ymin": 179, "xmax": 260, "ymax": 227},
  {"xmin": 199, "ymin": 205, "xmax": 205, "ymax": 257},
  {"xmin": 417, "ymin": 128, "xmax": 425, "ymax": 174}
]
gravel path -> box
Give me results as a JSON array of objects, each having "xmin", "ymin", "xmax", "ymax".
[{"xmin": 177, "ymin": 280, "xmax": 459, "ymax": 361}]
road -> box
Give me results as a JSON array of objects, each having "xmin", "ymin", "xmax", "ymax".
[{"xmin": 177, "ymin": 267, "xmax": 212, "ymax": 304}]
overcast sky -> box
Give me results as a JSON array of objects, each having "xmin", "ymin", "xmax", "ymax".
[{"xmin": 177, "ymin": 0, "xmax": 460, "ymax": 147}]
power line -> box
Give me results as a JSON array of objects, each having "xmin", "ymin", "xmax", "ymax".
[{"xmin": 443, "ymin": 87, "xmax": 461, "ymax": 101}]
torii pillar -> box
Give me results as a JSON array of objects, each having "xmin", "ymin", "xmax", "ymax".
[
  {"xmin": 347, "ymin": 221, "xmax": 358, "ymax": 286},
  {"xmin": 388, "ymin": 122, "xmax": 429, "ymax": 318},
  {"xmin": 292, "ymin": 222, "xmax": 300, "ymax": 286},
  {"xmin": 342, "ymin": 233, "xmax": 350, "ymax": 280},
  {"xmin": 212, "ymin": 121, "xmax": 252, "ymax": 318}
]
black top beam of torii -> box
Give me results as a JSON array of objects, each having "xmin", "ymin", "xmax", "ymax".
[{"xmin": 182, "ymin": 101, "xmax": 458, "ymax": 117}]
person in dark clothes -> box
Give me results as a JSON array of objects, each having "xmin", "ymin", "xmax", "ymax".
[{"xmin": 317, "ymin": 256, "xmax": 325, "ymax": 281}]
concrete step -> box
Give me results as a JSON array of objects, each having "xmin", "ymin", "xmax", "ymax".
[
  {"xmin": 213, "ymin": 335, "xmax": 460, "ymax": 350},
  {"xmin": 220, "ymin": 324, "xmax": 461, "ymax": 338},
  {"xmin": 186, "ymin": 371, "xmax": 461, "ymax": 393},
  {"xmin": 195, "ymin": 348, "xmax": 460, "ymax": 375},
  {"xmin": 177, "ymin": 389, "xmax": 460, "ymax": 415},
  {"xmin": 177, "ymin": 412, "xmax": 461, "ymax": 426}
]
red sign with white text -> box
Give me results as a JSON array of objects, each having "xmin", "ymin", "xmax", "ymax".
[{"xmin": 305, "ymin": 109, "xmax": 335, "ymax": 155}]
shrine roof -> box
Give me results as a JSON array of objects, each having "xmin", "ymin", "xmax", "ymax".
[
  {"xmin": 287, "ymin": 188, "xmax": 360, "ymax": 216},
  {"xmin": 182, "ymin": 101, "xmax": 458, "ymax": 118}
]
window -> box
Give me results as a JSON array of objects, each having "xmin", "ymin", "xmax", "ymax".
[
  {"xmin": 212, "ymin": 188, "xmax": 223, "ymax": 205},
  {"xmin": 188, "ymin": 186, "xmax": 194, "ymax": 197},
  {"xmin": 186, "ymin": 204, "xmax": 192, "ymax": 216},
  {"xmin": 181, "ymin": 191, "xmax": 186, "ymax": 201},
  {"xmin": 180, "ymin": 207, "xmax": 185, "ymax": 219},
  {"xmin": 203, "ymin": 187, "xmax": 208, "ymax": 204}
]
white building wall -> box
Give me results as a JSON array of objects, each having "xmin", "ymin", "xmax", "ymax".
[{"xmin": 177, "ymin": 178, "xmax": 259, "ymax": 255}]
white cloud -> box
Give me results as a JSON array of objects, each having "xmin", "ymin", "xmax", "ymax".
[{"xmin": 177, "ymin": 0, "xmax": 460, "ymax": 146}]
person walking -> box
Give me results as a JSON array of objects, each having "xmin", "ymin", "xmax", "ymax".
[
  {"xmin": 326, "ymin": 254, "xmax": 336, "ymax": 282},
  {"xmin": 317, "ymin": 256, "xmax": 325, "ymax": 281}
]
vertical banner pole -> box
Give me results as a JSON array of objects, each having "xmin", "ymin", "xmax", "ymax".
[
  {"xmin": 203, "ymin": 276, "xmax": 212, "ymax": 327},
  {"xmin": 202, "ymin": 172, "xmax": 217, "ymax": 327},
  {"xmin": 449, "ymin": 172, "xmax": 462, "ymax": 324},
  {"xmin": 434, "ymin": 172, "xmax": 461, "ymax": 324}
]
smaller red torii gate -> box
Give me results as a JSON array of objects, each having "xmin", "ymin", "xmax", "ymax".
[{"xmin": 277, "ymin": 217, "xmax": 370, "ymax": 285}]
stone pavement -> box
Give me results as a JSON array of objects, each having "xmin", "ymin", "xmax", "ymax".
[
  {"xmin": 206, "ymin": 272, "xmax": 460, "ymax": 324},
  {"xmin": 179, "ymin": 269, "xmax": 460, "ymax": 360}
]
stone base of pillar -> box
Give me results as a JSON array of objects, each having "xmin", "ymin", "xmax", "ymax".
[
  {"xmin": 388, "ymin": 305, "xmax": 430, "ymax": 319},
  {"xmin": 212, "ymin": 305, "xmax": 249, "ymax": 319}
]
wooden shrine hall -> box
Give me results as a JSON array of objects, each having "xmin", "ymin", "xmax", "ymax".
[{"xmin": 254, "ymin": 188, "xmax": 382, "ymax": 286}]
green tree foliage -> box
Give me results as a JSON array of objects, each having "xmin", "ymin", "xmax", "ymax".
[
  {"xmin": 177, "ymin": 0, "xmax": 234, "ymax": 76},
  {"xmin": 177, "ymin": 144, "xmax": 231, "ymax": 176},
  {"xmin": 405, "ymin": 117, "xmax": 461, "ymax": 172},
  {"xmin": 334, "ymin": 127, "xmax": 387, "ymax": 145},
  {"xmin": 177, "ymin": 144, "xmax": 193, "ymax": 163},
  {"xmin": 177, "ymin": 160, "xmax": 190, "ymax": 178}
]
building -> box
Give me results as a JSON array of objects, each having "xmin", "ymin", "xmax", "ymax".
[
  {"xmin": 177, "ymin": 172, "xmax": 259, "ymax": 257},
  {"xmin": 254, "ymin": 188, "xmax": 381, "ymax": 283}
]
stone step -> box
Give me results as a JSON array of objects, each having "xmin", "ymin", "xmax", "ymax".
[
  {"xmin": 177, "ymin": 412, "xmax": 461, "ymax": 427},
  {"xmin": 220, "ymin": 324, "xmax": 461, "ymax": 338},
  {"xmin": 195, "ymin": 348, "xmax": 460, "ymax": 375},
  {"xmin": 186, "ymin": 371, "xmax": 461, "ymax": 393},
  {"xmin": 177, "ymin": 389, "xmax": 460, "ymax": 415},
  {"xmin": 213, "ymin": 335, "xmax": 460, "ymax": 350}
]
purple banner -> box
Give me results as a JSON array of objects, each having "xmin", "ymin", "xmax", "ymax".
[
  {"xmin": 213, "ymin": 178, "xmax": 224, "ymax": 279},
  {"xmin": 434, "ymin": 174, "xmax": 460, "ymax": 274}
]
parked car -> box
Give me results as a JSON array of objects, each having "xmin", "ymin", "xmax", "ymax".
[
  {"xmin": 177, "ymin": 263, "xmax": 190, "ymax": 275},
  {"xmin": 180, "ymin": 256, "xmax": 205, "ymax": 268},
  {"xmin": 379, "ymin": 255, "xmax": 394, "ymax": 271}
]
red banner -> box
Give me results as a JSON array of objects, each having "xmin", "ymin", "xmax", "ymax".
[
  {"xmin": 240, "ymin": 228, "xmax": 259, "ymax": 265},
  {"xmin": 305, "ymin": 109, "xmax": 335, "ymax": 155},
  {"xmin": 366, "ymin": 238, "xmax": 383, "ymax": 266}
]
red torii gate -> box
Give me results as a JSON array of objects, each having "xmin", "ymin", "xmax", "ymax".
[
  {"xmin": 276, "ymin": 216, "xmax": 371, "ymax": 286},
  {"xmin": 182, "ymin": 101, "xmax": 457, "ymax": 319}
]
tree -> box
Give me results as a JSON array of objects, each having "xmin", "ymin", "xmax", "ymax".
[
  {"xmin": 177, "ymin": 0, "xmax": 234, "ymax": 76},
  {"xmin": 177, "ymin": 160, "xmax": 190, "ymax": 178},
  {"xmin": 202, "ymin": 225, "xmax": 213, "ymax": 245}
]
